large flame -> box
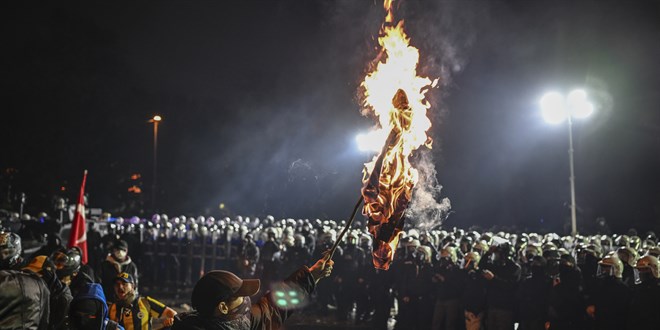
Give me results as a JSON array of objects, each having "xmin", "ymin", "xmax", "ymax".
[{"xmin": 360, "ymin": 0, "xmax": 437, "ymax": 270}]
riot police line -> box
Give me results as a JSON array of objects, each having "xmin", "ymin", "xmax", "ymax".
[{"xmin": 2, "ymin": 211, "xmax": 660, "ymax": 329}]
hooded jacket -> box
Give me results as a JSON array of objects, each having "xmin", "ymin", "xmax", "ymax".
[
  {"xmin": 71, "ymin": 283, "xmax": 124, "ymax": 330},
  {"xmin": 173, "ymin": 266, "xmax": 316, "ymax": 330}
]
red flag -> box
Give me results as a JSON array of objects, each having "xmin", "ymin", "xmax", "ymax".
[{"xmin": 68, "ymin": 170, "xmax": 88, "ymax": 264}]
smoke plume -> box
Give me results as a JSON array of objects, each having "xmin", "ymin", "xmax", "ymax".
[{"xmin": 406, "ymin": 149, "xmax": 451, "ymax": 230}]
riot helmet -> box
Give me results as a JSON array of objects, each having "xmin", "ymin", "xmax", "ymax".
[
  {"xmin": 0, "ymin": 232, "xmax": 22, "ymax": 269},
  {"xmin": 634, "ymin": 255, "xmax": 660, "ymax": 284},
  {"xmin": 597, "ymin": 253, "xmax": 624, "ymax": 279}
]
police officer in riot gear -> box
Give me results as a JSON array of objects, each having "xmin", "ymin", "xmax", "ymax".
[
  {"xmin": 479, "ymin": 240, "xmax": 521, "ymax": 330},
  {"xmin": 627, "ymin": 255, "xmax": 660, "ymax": 329},
  {"xmin": 336, "ymin": 231, "xmax": 366, "ymax": 321},
  {"xmin": 586, "ymin": 253, "xmax": 630, "ymax": 330},
  {"xmin": 517, "ymin": 256, "xmax": 551, "ymax": 330}
]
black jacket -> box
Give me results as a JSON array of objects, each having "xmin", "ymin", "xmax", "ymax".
[
  {"xmin": 173, "ymin": 266, "xmax": 316, "ymax": 330},
  {"xmin": 627, "ymin": 279, "xmax": 660, "ymax": 330},
  {"xmin": 517, "ymin": 274, "xmax": 551, "ymax": 322},
  {"xmin": 462, "ymin": 270, "xmax": 487, "ymax": 314},
  {"xmin": 479, "ymin": 255, "xmax": 521, "ymax": 311},
  {"xmin": 590, "ymin": 276, "xmax": 630, "ymax": 330},
  {"xmin": 0, "ymin": 269, "xmax": 50, "ymax": 330}
]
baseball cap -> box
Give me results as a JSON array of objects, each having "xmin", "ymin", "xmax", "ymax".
[
  {"xmin": 191, "ymin": 270, "xmax": 260, "ymax": 316},
  {"xmin": 115, "ymin": 272, "xmax": 136, "ymax": 284},
  {"xmin": 113, "ymin": 240, "xmax": 129, "ymax": 251}
]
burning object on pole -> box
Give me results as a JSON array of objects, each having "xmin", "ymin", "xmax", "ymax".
[{"xmin": 359, "ymin": 0, "xmax": 438, "ymax": 270}]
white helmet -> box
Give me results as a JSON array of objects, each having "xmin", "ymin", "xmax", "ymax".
[
  {"xmin": 598, "ymin": 253, "xmax": 624, "ymax": 279},
  {"xmin": 634, "ymin": 255, "xmax": 660, "ymax": 283}
]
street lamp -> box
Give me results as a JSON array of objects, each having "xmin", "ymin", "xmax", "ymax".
[
  {"xmin": 540, "ymin": 89, "xmax": 594, "ymax": 236},
  {"xmin": 149, "ymin": 115, "xmax": 162, "ymax": 212}
]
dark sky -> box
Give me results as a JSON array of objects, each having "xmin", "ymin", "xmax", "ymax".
[{"xmin": 2, "ymin": 0, "xmax": 660, "ymax": 234}]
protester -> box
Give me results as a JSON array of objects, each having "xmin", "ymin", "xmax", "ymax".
[
  {"xmin": 23, "ymin": 254, "xmax": 74, "ymax": 330},
  {"xmin": 99, "ymin": 239, "xmax": 139, "ymax": 302},
  {"xmin": 172, "ymin": 255, "xmax": 334, "ymax": 329},
  {"xmin": 0, "ymin": 231, "xmax": 50, "ymax": 330},
  {"xmin": 108, "ymin": 272, "xmax": 177, "ymax": 329},
  {"xmin": 69, "ymin": 283, "xmax": 124, "ymax": 330}
]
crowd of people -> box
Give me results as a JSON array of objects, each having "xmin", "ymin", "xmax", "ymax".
[{"xmin": 2, "ymin": 212, "xmax": 660, "ymax": 329}]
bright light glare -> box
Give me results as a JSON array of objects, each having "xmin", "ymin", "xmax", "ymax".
[
  {"xmin": 356, "ymin": 130, "xmax": 387, "ymax": 152},
  {"xmin": 540, "ymin": 92, "xmax": 568, "ymax": 124},
  {"xmin": 153, "ymin": 115, "xmax": 162, "ymax": 122},
  {"xmin": 567, "ymin": 89, "xmax": 594, "ymax": 119}
]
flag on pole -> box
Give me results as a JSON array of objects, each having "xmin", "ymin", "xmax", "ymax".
[{"xmin": 68, "ymin": 170, "xmax": 88, "ymax": 264}]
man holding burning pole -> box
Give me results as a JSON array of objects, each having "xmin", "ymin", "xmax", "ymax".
[{"xmin": 173, "ymin": 256, "xmax": 333, "ymax": 330}]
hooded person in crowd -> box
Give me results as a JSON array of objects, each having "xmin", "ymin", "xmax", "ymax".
[
  {"xmin": 108, "ymin": 272, "xmax": 177, "ymax": 329},
  {"xmin": 99, "ymin": 239, "xmax": 139, "ymax": 302},
  {"xmin": 69, "ymin": 283, "xmax": 124, "ymax": 330},
  {"xmin": 172, "ymin": 255, "xmax": 334, "ymax": 330},
  {"xmin": 0, "ymin": 231, "xmax": 50, "ymax": 330}
]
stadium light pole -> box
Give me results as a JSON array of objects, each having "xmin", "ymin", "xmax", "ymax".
[
  {"xmin": 149, "ymin": 115, "xmax": 162, "ymax": 212},
  {"xmin": 540, "ymin": 90, "xmax": 594, "ymax": 236}
]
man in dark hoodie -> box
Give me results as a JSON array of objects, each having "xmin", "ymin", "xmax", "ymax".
[
  {"xmin": 172, "ymin": 255, "xmax": 334, "ymax": 330},
  {"xmin": 69, "ymin": 283, "xmax": 124, "ymax": 330},
  {"xmin": 99, "ymin": 239, "xmax": 139, "ymax": 302}
]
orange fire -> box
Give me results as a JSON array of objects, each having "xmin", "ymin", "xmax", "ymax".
[{"xmin": 360, "ymin": 0, "xmax": 437, "ymax": 270}]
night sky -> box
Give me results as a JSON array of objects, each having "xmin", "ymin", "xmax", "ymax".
[{"xmin": 2, "ymin": 0, "xmax": 660, "ymax": 234}]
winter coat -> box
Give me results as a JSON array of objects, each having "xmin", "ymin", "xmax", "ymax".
[
  {"xmin": 173, "ymin": 266, "xmax": 316, "ymax": 330},
  {"xmin": 0, "ymin": 269, "xmax": 50, "ymax": 330}
]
